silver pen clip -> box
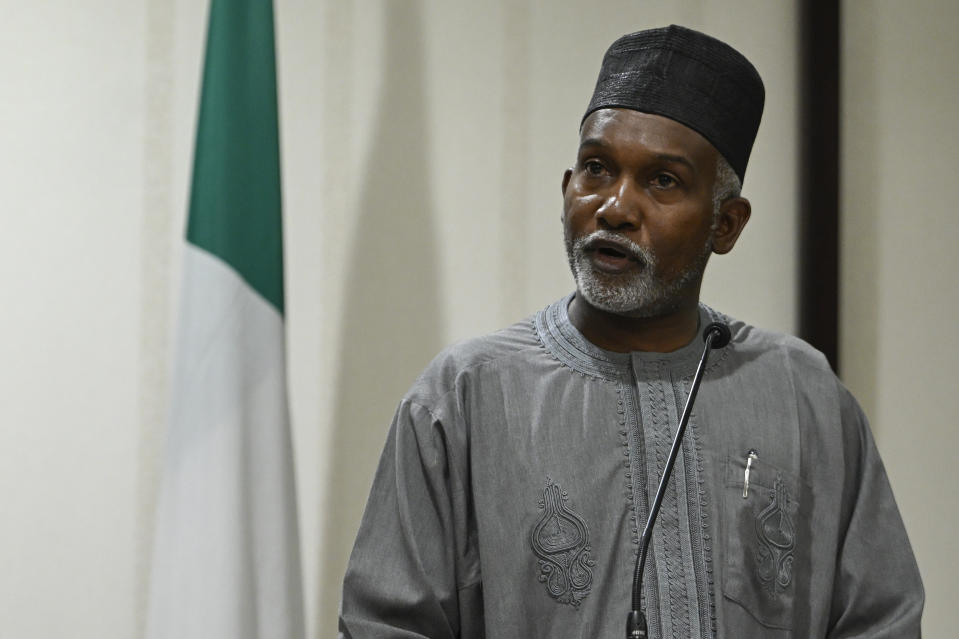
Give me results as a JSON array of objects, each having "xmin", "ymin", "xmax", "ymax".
[{"xmin": 743, "ymin": 449, "xmax": 758, "ymax": 499}]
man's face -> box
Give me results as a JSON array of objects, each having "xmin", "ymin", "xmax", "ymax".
[{"xmin": 562, "ymin": 108, "xmax": 721, "ymax": 318}]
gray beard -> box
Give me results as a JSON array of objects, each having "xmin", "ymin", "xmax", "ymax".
[{"xmin": 564, "ymin": 229, "xmax": 711, "ymax": 318}]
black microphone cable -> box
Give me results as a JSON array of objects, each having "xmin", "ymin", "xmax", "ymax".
[{"xmin": 626, "ymin": 322, "xmax": 731, "ymax": 639}]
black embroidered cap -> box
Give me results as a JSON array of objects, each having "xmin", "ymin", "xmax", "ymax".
[{"xmin": 583, "ymin": 25, "xmax": 765, "ymax": 182}]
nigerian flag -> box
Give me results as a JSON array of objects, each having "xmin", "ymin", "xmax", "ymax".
[{"xmin": 146, "ymin": 1, "xmax": 304, "ymax": 638}]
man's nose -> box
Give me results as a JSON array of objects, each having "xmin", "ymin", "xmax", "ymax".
[{"xmin": 596, "ymin": 179, "xmax": 643, "ymax": 230}]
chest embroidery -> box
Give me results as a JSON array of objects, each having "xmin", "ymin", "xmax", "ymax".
[
  {"xmin": 755, "ymin": 476, "xmax": 795, "ymax": 593},
  {"xmin": 530, "ymin": 477, "xmax": 595, "ymax": 607}
]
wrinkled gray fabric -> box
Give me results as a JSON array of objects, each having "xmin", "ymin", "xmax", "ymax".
[{"xmin": 339, "ymin": 295, "xmax": 923, "ymax": 638}]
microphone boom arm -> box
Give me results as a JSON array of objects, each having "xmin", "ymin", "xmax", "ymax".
[{"xmin": 626, "ymin": 322, "xmax": 730, "ymax": 638}]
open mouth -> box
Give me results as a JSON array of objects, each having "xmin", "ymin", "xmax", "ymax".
[
  {"xmin": 596, "ymin": 246, "xmax": 628, "ymax": 259},
  {"xmin": 584, "ymin": 238, "xmax": 640, "ymax": 263}
]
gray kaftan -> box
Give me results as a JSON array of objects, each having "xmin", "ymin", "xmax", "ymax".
[{"xmin": 339, "ymin": 295, "xmax": 923, "ymax": 638}]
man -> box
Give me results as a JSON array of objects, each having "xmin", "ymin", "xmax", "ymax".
[{"xmin": 339, "ymin": 25, "xmax": 923, "ymax": 638}]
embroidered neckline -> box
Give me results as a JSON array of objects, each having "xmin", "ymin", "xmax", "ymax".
[{"xmin": 534, "ymin": 293, "xmax": 729, "ymax": 381}]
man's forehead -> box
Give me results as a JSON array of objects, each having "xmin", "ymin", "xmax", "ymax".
[{"xmin": 579, "ymin": 108, "xmax": 718, "ymax": 166}]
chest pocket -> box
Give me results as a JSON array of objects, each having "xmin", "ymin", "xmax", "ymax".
[{"xmin": 722, "ymin": 453, "xmax": 804, "ymax": 632}]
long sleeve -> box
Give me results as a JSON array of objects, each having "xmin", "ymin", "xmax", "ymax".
[
  {"xmin": 827, "ymin": 390, "xmax": 924, "ymax": 638},
  {"xmin": 339, "ymin": 398, "xmax": 484, "ymax": 638}
]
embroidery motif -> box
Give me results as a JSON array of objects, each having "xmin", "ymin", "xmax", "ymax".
[
  {"xmin": 530, "ymin": 477, "xmax": 595, "ymax": 607},
  {"xmin": 755, "ymin": 476, "xmax": 795, "ymax": 593}
]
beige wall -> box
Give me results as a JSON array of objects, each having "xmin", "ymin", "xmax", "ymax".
[
  {"xmin": 6, "ymin": 0, "xmax": 952, "ymax": 637},
  {"xmin": 0, "ymin": 2, "xmax": 148, "ymax": 636},
  {"xmin": 842, "ymin": 1, "xmax": 959, "ymax": 636}
]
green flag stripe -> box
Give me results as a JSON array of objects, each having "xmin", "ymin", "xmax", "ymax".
[{"xmin": 186, "ymin": 0, "xmax": 284, "ymax": 314}]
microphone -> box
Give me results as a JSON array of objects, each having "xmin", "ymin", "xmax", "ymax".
[
  {"xmin": 626, "ymin": 322, "xmax": 730, "ymax": 638},
  {"xmin": 703, "ymin": 321, "xmax": 731, "ymax": 349}
]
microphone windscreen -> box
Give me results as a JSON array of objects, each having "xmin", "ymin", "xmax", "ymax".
[{"xmin": 703, "ymin": 322, "xmax": 731, "ymax": 349}]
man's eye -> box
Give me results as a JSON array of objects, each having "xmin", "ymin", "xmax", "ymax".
[
  {"xmin": 584, "ymin": 161, "xmax": 606, "ymax": 176},
  {"xmin": 653, "ymin": 174, "xmax": 677, "ymax": 188}
]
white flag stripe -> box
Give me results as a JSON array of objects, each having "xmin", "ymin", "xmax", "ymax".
[{"xmin": 147, "ymin": 244, "xmax": 303, "ymax": 639}]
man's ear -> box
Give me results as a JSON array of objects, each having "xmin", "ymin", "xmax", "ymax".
[
  {"xmin": 562, "ymin": 168, "xmax": 572, "ymax": 195},
  {"xmin": 711, "ymin": 197, "xmax": 751, "ymax": 255}
]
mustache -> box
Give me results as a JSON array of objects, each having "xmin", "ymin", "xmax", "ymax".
[{"xmin": 574, "ymin": 230, "xmax": 654, "ymax": 265}]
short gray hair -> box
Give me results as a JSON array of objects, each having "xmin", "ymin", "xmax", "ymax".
[
  {"xmin": 711, "ymin": 154, "xmax": 742, "ymax": 229},
  {"xmin": 713, "ymin": 154, "xmax": 741, "ymax": 212}
]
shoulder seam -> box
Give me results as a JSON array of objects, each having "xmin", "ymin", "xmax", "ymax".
[{"xmin": 413, "ymin": 322, "xmax": 547, "ymax": 407}]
